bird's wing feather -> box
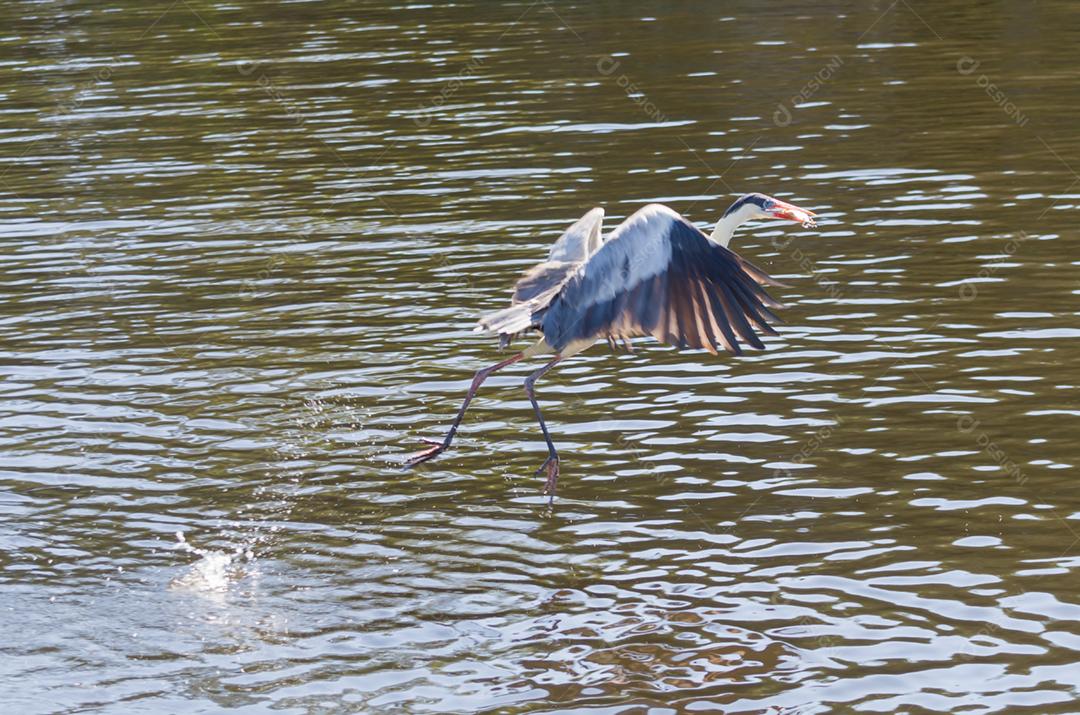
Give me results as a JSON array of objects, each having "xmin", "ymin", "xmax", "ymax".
[
  {"xmin": 511, "ymin": 261, "xmax": 578, "ymax": 304},
  {"xmin": 737, "ymin": 255, "xmax": 791, "ymax": 288},
  {"xmin": 475, "ymin": 207, "xmax": 605, "ymax": 340},
  {"xmin": 546, "ymin": 207, "xmax": 605, "ymax": 263},
  {"xmin": 539, "ymin": 204, "xmax": 784, "ymax": 356}
]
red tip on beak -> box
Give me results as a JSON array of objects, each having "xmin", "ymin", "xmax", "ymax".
[{"xmin": 768, "ymin": 200, "xmax": 818, "ymax": 226}]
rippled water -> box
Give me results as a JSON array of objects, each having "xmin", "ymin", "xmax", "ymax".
[{"xmin": 4, "ymin": 1, "xmax": 1080, "ymax": 712}]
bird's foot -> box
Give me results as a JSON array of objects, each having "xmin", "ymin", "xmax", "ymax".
[
  {"xmin": 403, "ymin": 438, "xmax": 448, "ymax": 467},
  {"xmin": 536, "ymin": 455, "xmax": 560, "ymax": 498}
]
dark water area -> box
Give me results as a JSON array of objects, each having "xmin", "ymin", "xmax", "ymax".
[{"xmin": 3, "ymin": 1, "xmax": 1080, "ymax": 712}]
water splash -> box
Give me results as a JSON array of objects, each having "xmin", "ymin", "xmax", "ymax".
[{"xmin": 169, "ymin": 531, "xmax": 255, "ymax": 596}]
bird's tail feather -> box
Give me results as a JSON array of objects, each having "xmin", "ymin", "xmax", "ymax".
[{"xmin": 474, "ymin": 303, "xmax": 536, "ymax": 337}]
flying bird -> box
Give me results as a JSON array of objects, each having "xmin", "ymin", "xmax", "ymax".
[{"xmin": 405, "ymin": 193, "xmax": 818, "ymax": 498}]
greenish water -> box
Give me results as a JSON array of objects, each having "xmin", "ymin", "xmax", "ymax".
[{"xmin": 3, "ymin": 1, "xmax": 1080, "ymax": 712}]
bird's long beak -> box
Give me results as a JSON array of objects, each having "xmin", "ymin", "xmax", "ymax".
[{"xmin": 768, "ymin": 199, "xmax": 818, "ymax": 227}]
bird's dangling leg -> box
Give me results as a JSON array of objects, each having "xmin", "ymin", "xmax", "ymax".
[
  {"xmin": 523, "ymin": 357, "xmax": 562, "ymax": 500},
  {"xmin": 404, "ymin": 352, "xmax": 524, "ymax": 467}
]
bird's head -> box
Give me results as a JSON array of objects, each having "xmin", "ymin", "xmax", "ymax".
[
  {"xmin": 711, "ymin": 192, "xmax": 817, "ymax": 246},
  {"xmin": 728, "ymin": 192, "xmax": 817, "ymax": 226}
]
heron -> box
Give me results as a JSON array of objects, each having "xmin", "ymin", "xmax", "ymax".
[{"xmin": 405, "ymin": 193, "xmax": 819, "ymax": 498}]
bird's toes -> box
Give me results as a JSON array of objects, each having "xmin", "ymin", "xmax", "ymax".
[{"xmin": 403, "ymin": 443, "xmax": 445, "ymax": 468}]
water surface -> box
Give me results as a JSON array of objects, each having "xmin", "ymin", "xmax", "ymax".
[{"xmin": 4, "ymin": 1, "xmax": 1080, "ymax": 712}]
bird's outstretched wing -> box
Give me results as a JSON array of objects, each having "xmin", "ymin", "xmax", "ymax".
[
  {"xmin": 476, "ymin": 207, "xmax": 605, "ymax": 342},
  {"xmin": 539, "ymin": 204, "xmax": 785, "ymax": 356}
]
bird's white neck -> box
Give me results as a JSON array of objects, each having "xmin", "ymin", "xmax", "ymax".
[{"xmin": 709, "ymin": 204, "xmax": 756, "ymax": 247}]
